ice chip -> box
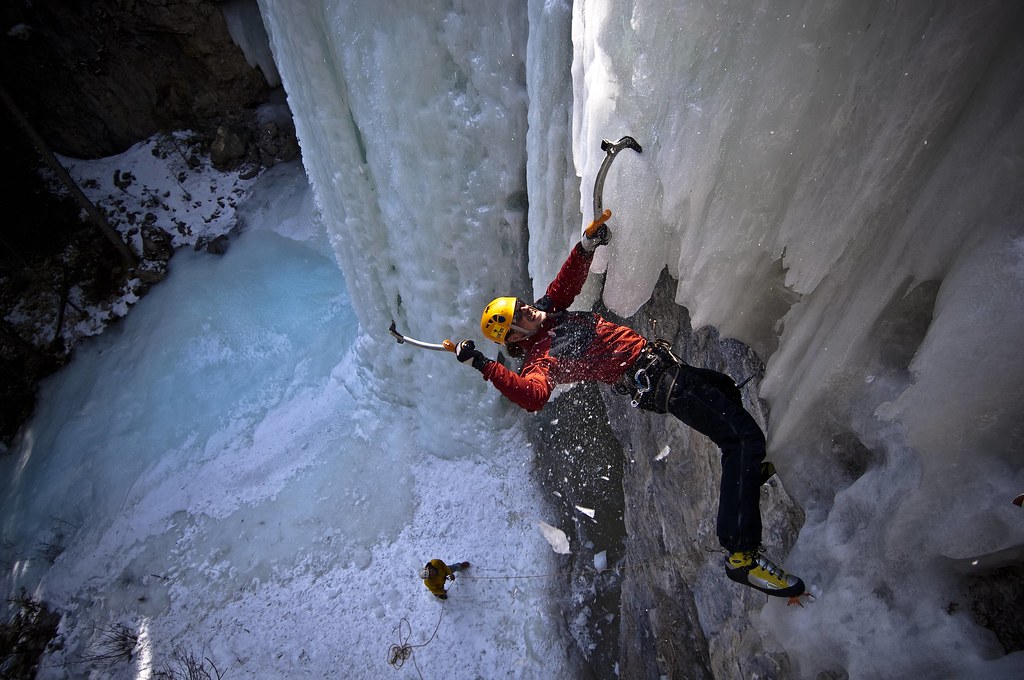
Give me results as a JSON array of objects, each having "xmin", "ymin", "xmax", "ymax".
[{"xmin": 537, "ymin": 520, "xmax": 571, "ymax": 554}]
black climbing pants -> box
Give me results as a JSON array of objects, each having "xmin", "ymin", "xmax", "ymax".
[{"xmin": 635, "ymin": 357, "xmax": 765, "ymax": 552}]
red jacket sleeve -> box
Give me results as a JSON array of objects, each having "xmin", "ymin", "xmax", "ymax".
[
  {"xmin": 543, "ymin": 243, "xmax": 594, "ymax": 312},
  {"xmin": 480, "ymin": 357, "xmax": 554, "ymax": 412}
]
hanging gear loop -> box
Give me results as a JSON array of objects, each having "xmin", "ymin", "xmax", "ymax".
[{"xmin": 615, "ymin": 339, "xmax": 684, "ymax": 411}]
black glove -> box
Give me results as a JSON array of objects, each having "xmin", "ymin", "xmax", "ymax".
[
  {"xmin": 456, "ymin": 340, "xmax": 491, "ymax": 371},
  {"xmin": 581, "ymin": 223, "xmax": 611, "ymax": 252}
]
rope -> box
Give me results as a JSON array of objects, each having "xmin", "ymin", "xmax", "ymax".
[
  {"xmin": 457, "ymin": 552, "xmax": 688, "ymax": 582},
  {"xmin": 387, "ymin": 605, "xmax": 444, "ymax": 677},
  {"xmin": 386, "ymin": 552, "xmax": 711, "ymax": 672}
]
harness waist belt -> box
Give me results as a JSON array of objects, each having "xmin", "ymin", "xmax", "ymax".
[{"xmin": 615, "ymin": 339, "xmax": 683, "ymax": 408}]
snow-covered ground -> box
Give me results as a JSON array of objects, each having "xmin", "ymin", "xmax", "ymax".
[{"xmin": 1, "ymin": 150, "xmax": 578, "ymax": 678}]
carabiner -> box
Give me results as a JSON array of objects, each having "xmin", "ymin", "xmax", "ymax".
[{"xmin": 630, "ymin": 368, "xmax": 651, "ymax": 408}]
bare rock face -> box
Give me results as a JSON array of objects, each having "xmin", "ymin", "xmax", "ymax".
[
  {"xmin": 210, "ymin": 122, "xmax": 252, "ymax": 168},
  {"xmin": 599, "ymin": 269, "xmax": 805, "ymax": 680},
  {"xmin": 0, "ymin": 0, "xmax": 270, "ymax": 158},
  {"xmin": 531, "ymin": 268, "xmax": 806, "ymax": 679}
]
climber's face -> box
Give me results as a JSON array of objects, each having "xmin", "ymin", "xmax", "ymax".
[{"xmin": 507, "ymin": 303, "xmax": 546, "ymax": 343}]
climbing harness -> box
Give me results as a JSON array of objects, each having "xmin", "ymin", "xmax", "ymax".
[
  {"xmin": 615, "ymin": 339, "xmax": 682, "ymax": 410},
  {"xmin": 629, "ymin": 366, "xmax": 652, "ymax": 408}
]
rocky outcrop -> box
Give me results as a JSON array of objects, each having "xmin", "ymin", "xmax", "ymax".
[
  {"xmin": 603, "ymin": 270, "xmax": 805, "ymax": 679},
  {"xmin": 0, "ymin": 0, "xmax": 294, "ymax": 450},
  {"xmin": 210, "ymin": 117, "xmax": 300, "ymax": 172},
  {"xmin": 0, "ymin": 0, "xmax": 270, "ymax": 159},
  {"xmin": 533, "ymin": 269, "xmax": 805, "ymax": 679}
]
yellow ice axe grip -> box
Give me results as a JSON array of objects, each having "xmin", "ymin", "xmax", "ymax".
[{"xmin": 585, "ymin": 209, "xmax": 612, "ymax": 238}]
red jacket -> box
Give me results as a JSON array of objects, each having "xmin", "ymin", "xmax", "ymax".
[{"xmin": 480, "ymin": 243, "xmax": 647, "ymax": 411}]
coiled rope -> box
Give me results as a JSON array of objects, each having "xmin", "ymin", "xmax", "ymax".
[{"xmin": 387, "ymin": 605, "xmax": 444, "ymax": 677}]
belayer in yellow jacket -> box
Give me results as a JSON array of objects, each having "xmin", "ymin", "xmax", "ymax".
[{"xmin": 420, "ymin": 559, "xmax": 470, "ymax": 599}]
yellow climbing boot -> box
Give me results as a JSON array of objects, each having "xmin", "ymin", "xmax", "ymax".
[{"xmin": 725, "ymin": 548, "xmax": 805, "ymax": 599}]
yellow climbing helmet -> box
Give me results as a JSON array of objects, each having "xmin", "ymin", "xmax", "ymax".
[{"xmin": 480, "ymin": 296, "xmax": 518, "ymax": 344}]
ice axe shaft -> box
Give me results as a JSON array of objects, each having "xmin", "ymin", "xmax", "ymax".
[
  {"xmin": 389, "ymin": 321, "xmax": 456, "ymax": 352},
  {"xmin": 584, "ymin": 136, "xmax": 641, "ymax": 238},
  {"xmin": 592, "ymin": 135, "xmax": 643, "ymax": 221}
]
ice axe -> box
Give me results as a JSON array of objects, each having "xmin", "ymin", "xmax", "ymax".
[
  {"xmin": 389, "ymin": 321, "xmax": 456, "ymax": 353},
  {"xmin": 585, "ymin": 135, "xmax": 643, "ymax": 237}
]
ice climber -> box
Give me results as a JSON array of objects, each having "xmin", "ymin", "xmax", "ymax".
[
  {"xmin": 420, "ymin": 559, "xmax": 471, "ymax": 600},
  {"xmin": 452, "ymin": 220, "xmax": 806, "ymax": 601}
]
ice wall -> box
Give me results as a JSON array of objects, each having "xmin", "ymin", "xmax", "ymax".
[
  {"xmin": 256, "ymin": 0, "xmax": 532, "ymax": 452},
  {"xmin": 524, "ymin": 0, "xmax": 581, "ymax": 298},
  {"xmin": 222, "ymin": 0, "xmax": 281, "ymax": 87},
  {"xmin": 566, "ymin": 0, "xmax": 1024, "ymax": 533},
  {"xmin": 564, "ymin": 1, "xmax": 1024, "ymax": 677},
  {"xmin": 255, "ymin": 0, "xmax": 1023, "ymax": 676}
]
